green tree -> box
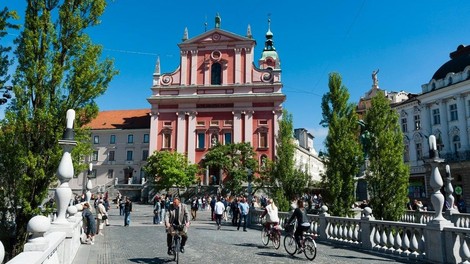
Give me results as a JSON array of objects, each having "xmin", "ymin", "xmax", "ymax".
[
  {"xmin": 320, "ymin": 73, "xmax": 362, "ymax": 217},
  {"xmin": 144, "ymin": 151, "xmax": 199, "ymax": 196},
  {"xmin": 202, "ymin": 142, "xmax": 257, "ymax": 195},
  {"xmin": 0, "ymin": 7, "xmax": 18, "ymax": 100},
  {"xmin": 0, "ymin": 1, "xmax": 116, "ymax": 260},
  {"xmin": 364, "ymin": 92, "xmax": 409, "ymax": 220},
  {"xmin": 271, "ymin": 109, "xmax": 310, "ymax": 211}
]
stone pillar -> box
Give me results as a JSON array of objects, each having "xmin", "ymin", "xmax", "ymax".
[
  {"xmin": 245, "ymin": 47, "xmax": 252, "ymax": 83},
  {"xmin": 86, "ymin": 178, "xmax": 92, "ymax": 203},
  {"xmin": 180, "ymin": 50, "xmax": 188, "ymax": 85},
  {"xmin": 318, "ymin": 205, "xmax": 330, "ymax": 241},
  {"xmin": 233, "ymin": 111, "xmax": 242, "ymax": 143},
  {"xmin": 187, "ymin": 112, "xmax": 197, "ymax": 163},
  {"xmin": 244, "ymin": 110, "xmax": 253, "ymax": 144},
  {"xmin": 54, "ymin": 109, "xmax": 76, "ymax": 225},
  {"xmin": 190, "ymin": 50, "xmax": 198, "ymax": 85},
  {"xmin": 234, "ymin": 48, "xmax": 242, "ymax": 84},
  {"xmin": 149, "ymin": 111, "xmax": 159, "ymax": 154},
  {"xmin": 176, "ymin": 111, "xmax": 186, "ymax": 153},
  {"xmin": 425, "ymin": 135, "xmax": 453, "ymax": 263},
  {"xmin": 457, "ymin": 95, "xmax": 469, "ymax": 149},
  {"xmin": 360, "ymin": 207, "xmax": 374, "ymax": 250}
]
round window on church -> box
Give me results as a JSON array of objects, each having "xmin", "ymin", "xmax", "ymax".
[{"xmin": 211, "ymin": 50, "xmax": 222, "ymax": 61}]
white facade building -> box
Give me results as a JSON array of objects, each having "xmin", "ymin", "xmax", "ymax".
[
  {"xmin": 393, "ymin": 44, "xmax": 470, "ymax": 207},
  {"xmin": 293, "ymin": 128, "xmax": 324, "ymax": 182}
]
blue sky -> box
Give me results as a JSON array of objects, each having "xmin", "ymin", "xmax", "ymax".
[{"xmin": 4, "ymin": 0, "xmax": 470, "ymax": 152}]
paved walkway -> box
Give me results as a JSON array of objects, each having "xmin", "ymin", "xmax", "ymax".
[{"xmin": 72, "ymin": 203, "xmax": 420, "ymax": 264}]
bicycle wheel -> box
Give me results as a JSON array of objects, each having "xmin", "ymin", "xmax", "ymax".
[
  {"xmin": 303, "ymin": 237, "xmax": 317, "ymax": 261},
  {"xmin": 272, "ymin": 231, "xmax": 281, "ymax": 249},
  {"xmin": 283, "ymin": 235, "xmax": 297, "ymax": 255},
  {"xmin": 261, "ymin": 227, "xmax": 269, "ymax": 246},
  {"xmin": 173, "ymin": 236, "xmax": 179, "ymax": 262}
]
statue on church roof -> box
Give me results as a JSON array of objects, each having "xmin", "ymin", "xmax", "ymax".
[
  {"xmin": 215, "ymin": 13, "xmax": 221, "ymax": 28},
  {"xmin": 372, "ymin": 69, "xmax": 379, "ymax": 86}
]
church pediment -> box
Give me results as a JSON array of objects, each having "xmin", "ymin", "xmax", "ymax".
[{"xmin": 179, "ymin": 28, "xmax": 254, "ymax": 47}]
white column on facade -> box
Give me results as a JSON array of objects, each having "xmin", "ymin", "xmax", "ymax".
[
  {"xmin": 233, "ymin": 111, "xmax": 242, "ymax": 143},
  {"xmin": 190, "ymin": 50, "xmax": 198, "ymax": 85},
  {"xmin": 409, "ymin": 137, "xmax": 417, "ymax": 164},
  {"xmin": 245, "ymin": 47, "xmax": 252, "ymax": 83},
  {"xmin": 273, "ymin": 109, "xmax": 282, "ymax": 158},
  {"xmin": 234, "ymin": 48, "xmax": 242, "ymax": 84},
  {"xmin": 187, "ymin": 111, "xmax": 197, "ymax": 163},
  {"xmin": 180, "ymin": 51, "xmax": 188, "ymax": 86},
  {"xmin": 176, "ymin": 112, "xmax": 186, "ymax": 153},
  {"xmin": 439, "ymin": 99, "xmax": 450, "ymax": 153},
  {"xmin": 204, "ymin": 62, "xmax": 210, "ymax": 85},
  {"xmin": 222, "ymin": 61, "xmax": 228, "ymax": 85},
  {"xmin": 421, "ymin": 105, "xmax": 431, "ymax": 155},
  {"xmin": 244, "ymin": 110, "xmax": 253, "ymax": 144},
  {"xmin": 149, "ymin": 111, "xmax": 158, "ymax": 154},
  {"xmin": 457, "ymin": 95, "xmax": 469, "ymax": 149}
]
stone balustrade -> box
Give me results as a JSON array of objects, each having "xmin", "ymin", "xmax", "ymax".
[
  {"xmin": 251, "ymin": 205, "xmax": 470, "ymax": 263},
  {"xmin": 4, "ymin": 204, "xmax": 85, "ymax": 264}
]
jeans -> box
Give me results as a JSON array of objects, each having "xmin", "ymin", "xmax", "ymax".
[
  {"xmin": 215, "ymin": 214, "xmax": 222, "ymax": 226},
  {"xmin": 238, "ymin": 214, "xmax": 247, "ymax": 230},
  {"xmin": 154, "ymin": 212, "xmax": 160, "ymax": 224},
  {"xmin": 124, "ymin": 211, "xmax": 131, "ymax": 226}
]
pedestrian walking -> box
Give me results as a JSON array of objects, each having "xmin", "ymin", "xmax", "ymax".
[
  {"xmin": 238, "ymin": 197, "xmax": 250, "ymax": 231},
  {"xmin": 191, "ymin": 198, "xmax": 198, "ymax": 221},
  {"xmin": 96, "ymin": 199, "xmax": 107, "ymax": 235},
  {"xmin": 154, "ymin": 197, "xmax": 162, "ymax": 224},
  {"xmin": 231, "ymin": 197, "xmax": 240, "ymax": 226},
  {"xmin": 124, "ymin": 197, "xmax": 132, "ymax": 226},
  {"xmin": 214, "ymin": 197, "xmax": 225, "ymax": 230},
  {"xmin": 82, "ymin": 203, "xmax": 96, "ymax": 245}
]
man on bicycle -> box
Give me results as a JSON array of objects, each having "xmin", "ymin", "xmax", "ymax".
[
  {"xmin": 165, "ymin": 197, "xmax": 189, "ymax": 255},
  {"xmin": 286, "ymin": 199, "xmax": 310, "ymax": 253},
  {"xmin": 260, "ymin": 198, "xmax": 279, "ymax": 231}
]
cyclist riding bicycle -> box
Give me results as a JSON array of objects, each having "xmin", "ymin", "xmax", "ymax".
[
  {"xmin": 260, "ymin": 198, "xmax": 280, "ymax": 231},
  {"xmin": 165, "ymin": 197, "xmax": 189, "ymax": 255},
  {"xmin": 286, "ymin": 199, "xmax": 311, "ymax": 253}
]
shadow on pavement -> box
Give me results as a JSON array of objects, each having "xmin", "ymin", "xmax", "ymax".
[
  {"xmin": 128, "ymin": 257, "xmax": 174, "ymax": 264},
  {"xmin": 233, "ymin": 242, "xmax": 265, "ymax": 249},
  {"xmin": 256, "ymin": 251, "xmax": 295, "ymax": 259}
]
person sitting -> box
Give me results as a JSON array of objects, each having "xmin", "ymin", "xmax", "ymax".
[
  {"xmin": 164, "ymin": 197, "xmax": 189, "ymax": 255},
  {"xmin": 260, "ymin": 198, "xmax": 280, "ymax": 232},
  {"xmin": 286, "ymin": 199, "xmax": 311, "ymax": 253}
]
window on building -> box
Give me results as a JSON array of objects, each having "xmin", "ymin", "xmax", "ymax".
[
  {"xmin": 92, "ymin": 151, "xmax": 98, "ymax": 161},
  {"xmin": 224, "ymin": 132, "xmax": 232, "ymax": 145},
  {"xmin": 163, "ymin": 133, "xmax": 171, "ymax": 149},
  {"xmin": 437, "ymin": 135, "xmax": 444, "ymax": 152},
  {"xmin": 128, "ymin": 134, "xmax": 134, "ymax": 143},
  {"xmin": 224, "ymin": 120, "xmax": 233, "ymax": 126},
  {"xmin": 414, "ymin": 114, "xmax": 421, "ymax": 130},
  {"xmin": 109, "ymin": 150, "xmax": 115, "ymax": 161},
  {"xmin": 210, "ymin": 133, "xmax": 218, "ymax": 147},
  {"xmin": 416, "ymin": 143, "xmax": 422, "ymax": 160},
  {"xmin": 197, "ymin": 132, "xmax": 205, "ymax": 149},
  {"xmin": 89, "ymin": 169, "xmax": 97, "ymax": 178},
  {"xmin": 259, "ymin": 132, "xmax": 268, "ymax": 148},
  {"xmin": 126, "ymin": 150, "xmax": 133, "ymax": 161},
  {"xmin": 401, "ymin": 118, "xmax": 408, "ymax": 133},
  {"xmin": 197, "ymin": 121, "xmax": 205, "ymax": 126},
  {"xmin": 211, "ymin": 62, "xmax": 222, "ymax": 85},
  {"xmin": 453, "ymin": 135, "xmax": 461, "ymax": 153},
  {"xmin": 107, "ymin": 169, "xmax": 114, "ymax": 179},
  {"xmin": 93, "ymin": 136, "xmax": 99, "ymax": 144},
  {"xmin": 110, "ymin": 135, "xmax": 116, "ymax": 144},
  {"xmin": 450, "ymin": 104, "xmax": 458, "ymax": 121},
  {"xmin": 142, "ymin": 150, "xmax": 149, "ymax": 161},
  {"xmin": 143, "ymin": 134, "xmax": 149, "ymax": 143},
  {"xmin": 432, "ymin": 109, "xmax": 440, "ymax": 125},
  {"xmin": 404, "ymin": 144, "xmax": 410, "ymax": 162}
]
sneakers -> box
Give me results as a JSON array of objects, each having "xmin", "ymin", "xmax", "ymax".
[
  {"xmin": 180, "ymin": 246, "xmax": 185, "ymax": 253},
  {"xmin": 297, "ymin": 248, "xmax": 304, "ymax": 254}
]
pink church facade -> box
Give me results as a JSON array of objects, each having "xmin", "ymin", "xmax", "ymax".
[{"xmin": 147, "ymin": 16, "xmax": 285, "ymax": 184}]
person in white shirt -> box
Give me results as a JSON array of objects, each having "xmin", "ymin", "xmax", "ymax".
[
  {"xmin": 214, "ymin": 197, "xmax": 226, "ymax": 230},
  {"xmin": 260, "ymin": 198, "xmax": 280, "ymax": 231}
]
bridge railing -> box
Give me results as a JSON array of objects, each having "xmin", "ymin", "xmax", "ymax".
[
  {"xmin": 3, "ymin": 204, "xmax": 85, "ymax": 264},
  {"xmin": 251, "ymin": 206, "xmax": 470, "ymax": 263}
]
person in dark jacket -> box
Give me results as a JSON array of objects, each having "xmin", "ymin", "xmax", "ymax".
[
  {"xmin": 287, "ymin": 199, "xmax": 311, "ymax": 253},
  {"xmin": 82, "ymin": 203, "xmax": 96, "ymax": 245}
]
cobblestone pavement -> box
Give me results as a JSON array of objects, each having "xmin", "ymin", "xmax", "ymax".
[{"xmin": 73, "ymin": 203, "xmax": 419, "ymax": 264}]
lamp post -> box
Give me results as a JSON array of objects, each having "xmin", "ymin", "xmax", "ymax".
[{"xmin": 86, "ymin": 163, "xmax": 93, "ymax": 203}]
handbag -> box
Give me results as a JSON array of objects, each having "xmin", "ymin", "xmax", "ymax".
[{"xmin": 102, "ymin": 214, "xmax": 108, "ymax": 220}]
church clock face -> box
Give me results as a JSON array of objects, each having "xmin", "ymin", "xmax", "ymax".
[{"xmin": 212, "ymin": 33, "xmax": 221, "ymax": 41}]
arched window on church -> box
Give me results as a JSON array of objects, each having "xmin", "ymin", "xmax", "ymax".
[{"xmin": 211, "ymin": 63, "xmax": 222, "ymax": 85}]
